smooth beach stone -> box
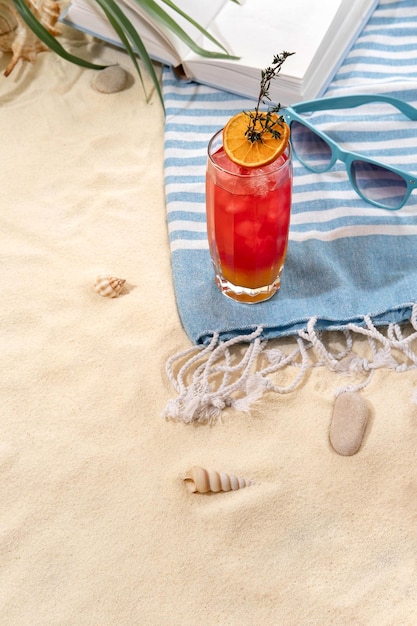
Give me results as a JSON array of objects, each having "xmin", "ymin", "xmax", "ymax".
[
  {"xmin": 329, "ymin": 391, "xmax": 369, "ymax": 456},
  {"xmin": 92, "ymin": 65, "xmax": 128, "ymax": 93}
]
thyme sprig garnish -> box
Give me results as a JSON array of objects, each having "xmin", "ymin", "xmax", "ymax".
[{"xmin": 245, "ymin": 51, "xmax": 295, "ymax": 144}]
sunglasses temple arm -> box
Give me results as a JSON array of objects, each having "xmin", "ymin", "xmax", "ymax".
[{"xmin": 290, "ymin": 95, "xmax": 417, "ymax": 121}]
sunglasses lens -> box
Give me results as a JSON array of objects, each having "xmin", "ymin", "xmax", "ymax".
[
  {"xmin": 351, "ymin": 160, "xmax": 408, "ymax": 209},
  {"xmin": 290, "ymin": 120, "xmax": 332, "ymax": 172}
]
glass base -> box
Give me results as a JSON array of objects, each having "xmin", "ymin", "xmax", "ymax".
[{"xmin": 215, "ymin": 274, "xmax": 281, "ymax": 304}]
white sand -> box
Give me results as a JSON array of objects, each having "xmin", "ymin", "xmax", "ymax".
[{"xmin": 1, "ymin": 25, "xmax": 417, "ymax": 625}]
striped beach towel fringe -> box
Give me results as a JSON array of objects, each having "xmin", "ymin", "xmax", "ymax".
[{"xmin": 163, "ymin": 304, "xmax": 417, "ymax": 424}]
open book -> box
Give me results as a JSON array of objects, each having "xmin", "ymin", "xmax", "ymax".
[{"xmin": 63, "ymin": 0, "xmax": 379, "ymax": 105}]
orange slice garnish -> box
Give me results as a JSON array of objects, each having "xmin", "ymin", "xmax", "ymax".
[{"xmin": 223, "ymin": 111, "xmax": 290, "ymax": 168}]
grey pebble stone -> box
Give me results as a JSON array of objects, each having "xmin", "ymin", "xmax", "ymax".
[
  {"xmin": 92, "ymin": 65, "xmax": 128, "ymax": 93},
  {"xmin": 329, "ymin": 391, "xmax": 369, "ymax": 456}
]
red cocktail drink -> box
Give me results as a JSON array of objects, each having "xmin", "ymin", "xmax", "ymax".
[{"xmin": 206, "ymin": 129, "xmax": 292, "ymax": 303}]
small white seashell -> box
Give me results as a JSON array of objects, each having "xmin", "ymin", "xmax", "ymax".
[
  {"xmin": 184, "ymin": 466, "xmax": 253, "ymax": 494},
  {"xmin": 94, "ymin": 275, "xmax": 126, "ymax": 298}
]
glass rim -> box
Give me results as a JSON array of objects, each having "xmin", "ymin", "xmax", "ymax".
[{"xmin": 207, "ymin": 127, "xmax": 292, "ymax": 178}]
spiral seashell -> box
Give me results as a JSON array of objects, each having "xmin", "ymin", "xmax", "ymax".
[
  {"xmin": 94, "ymin": 275, "xmax": 126, "ymax": 298},
  {"xmin": 0, "ymin": 0, "xmax": 61, "ymax": 77},
  {"xmin": 184, "ymin": 466, "xmax": 253, "ymax": 494},
  {"xmin": 0, "ymin": 5, "xmax": 18, "ymax": 37}
]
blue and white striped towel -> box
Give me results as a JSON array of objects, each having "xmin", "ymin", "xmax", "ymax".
[{"xmin": 163, "ymin": 0, "xmax": 417, "ymax": 422}]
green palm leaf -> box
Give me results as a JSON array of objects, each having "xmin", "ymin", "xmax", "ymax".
[
  {"xmin": 13, "ymin": 0, "xmax": 107, "ymax": 70},
  {"xmin": 133, "ymin": 0, "xmax": 240, "ymax": 59},
  {"xmin": 11, "ymin": 0, "xmax": 240, "ymax": 108},
  {"xmin": 94, "ymin": 0, "xmax": 163, "ymax": 105}
]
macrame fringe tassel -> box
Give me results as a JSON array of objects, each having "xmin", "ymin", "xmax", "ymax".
[{"xmin": 163, "ymin": 304, "xmax": 417, "ymax": 424}]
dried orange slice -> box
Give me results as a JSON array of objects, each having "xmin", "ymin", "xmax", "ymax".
[{"xmin": 223, "ymin": 111, "xmax": 290, "ymax": 168}]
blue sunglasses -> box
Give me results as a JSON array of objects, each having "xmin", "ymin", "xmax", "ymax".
[{"xmin": 284, "ymin": 94, "xmax": 417, "ymax": 210}]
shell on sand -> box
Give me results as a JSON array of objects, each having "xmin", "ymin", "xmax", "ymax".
[
  {"xmin": 184, "ymin": 466, "xmax": 253, "ymax": 494},
  {"xmin": 0, "ymin": 0, "xmax": 61, "ymax": 76},
  {"xmin": 94, "ymin": 275, "xmax": 126, "ymax": 298}
]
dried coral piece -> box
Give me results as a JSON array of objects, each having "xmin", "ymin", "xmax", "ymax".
[
  {"xmin": 94, "ymin": 275, "xmax": 126, "ymax": 298},
  {"xmin": 184, "ymin": 466, "xmax": 253, "ymax": 494},
  {"xmin": 0, "ymin": 0, "xmax": 61, "ymax": 77}
]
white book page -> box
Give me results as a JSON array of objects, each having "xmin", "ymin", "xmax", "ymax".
[
  {"xmin": 65, "ymin": 0, "xmax": 229, "ymax": 66},
  {"xmin": 64, "ymin": 0, "xmax": 179, "ymax": 65},
  {"xmin": 185, "ymin": 0, "xmax": 344, "ymax": 79},
  {"xmin": 120, "ymin": 0, "xmax": 228, "ymax": 60}
]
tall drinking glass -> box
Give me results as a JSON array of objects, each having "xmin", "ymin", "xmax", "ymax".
[{"xmin": 206, "ymin": 129, "xmax": 293, "ymax": 304}]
